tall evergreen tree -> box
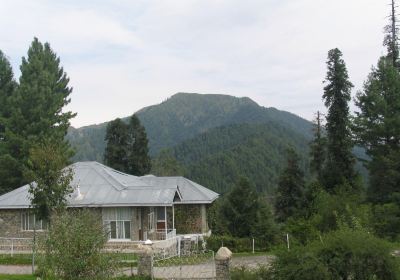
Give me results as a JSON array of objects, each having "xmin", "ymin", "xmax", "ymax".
[
  {"xmin": 0, "ymin": 38, "xmax": 75, "ymax": 194},
  {"xmin": 222, "ymin": 177, "xmax": 259, "ymax": 237},
  {"xmin": 354, "ymin": 57, "xmax": 400, "ymax": 203},
  {"xmin": 104, "ymin": 118, "xmax": 129, "ymax": 172},
  {"xmin": 126, "ymin": 114, "xmax": 151, "ymax": 176},
  {"xmin": 384, "ymin": 0, "xmax": 399, "ymax": 68},
  {"xmin": 275, "ymin": 148, "xmax": 305, "ymax": 222},
  {"xmin": 322, "ymin": 48, "xmax": 356, "ymax": 192},
  {"xmin": 0, "ymin": 50, "xmax": 18, "ymax": 195},
  {"xmin": 309, "ymin": 111, "xmax": 326, "ymax": 182}
]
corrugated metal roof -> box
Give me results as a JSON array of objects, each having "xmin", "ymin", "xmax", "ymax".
[{"xmin": 0, "ymin": 161, "xmax": 219, "ymax": 209}]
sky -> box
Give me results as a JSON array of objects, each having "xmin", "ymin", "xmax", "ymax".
[{"xmin": 0, "ymin": 0, "xmax": 388, "ymax": 127}]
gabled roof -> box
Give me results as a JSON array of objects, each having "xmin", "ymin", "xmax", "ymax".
[{"xmin": 0, "ymin": 161, "xmax": 219, "ymax": 209}]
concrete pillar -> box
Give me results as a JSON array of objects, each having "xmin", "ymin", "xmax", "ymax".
[
  {"xmin": 215, "ymin": 247, "xmax": 232, "ymax": 280},
  {"xmin": 137, "ymin": 244, "xmax": 153, "ymax": 278},
  {"xmin": 200, "ymin": 204, "xmax": 207, "ymax": 233}
]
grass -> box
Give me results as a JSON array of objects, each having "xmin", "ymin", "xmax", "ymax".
[
  {"xmin": 0, "ymin": 255, "xmax": 32, "ymax": 265},
  {"xmin": 232, "ymin": 251, "xmax": 270, "ymax": 257},
  {"xmin": 0, "ymin": 275, "xmax": 35, "ymax": 280}
]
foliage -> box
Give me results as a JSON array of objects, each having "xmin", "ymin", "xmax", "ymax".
[
  {"xmin": 269, "ymin": 229, "xmax": 400, "ymax": 280},
  {"xmin": 354, "ymin": 57, "xmax": 400, "ymax": 204},
  {"xmin": 0, "ymin": 50, "xmax": 16, "ymax": 140},
  {"xmin": 322, "ymin": 48, "xmax": 357, "ymax": 192},
  {"xmin": 372, "ymin": 202, "xmax": 400, "ymax": 241},
  {"xmin": 309, "ymin": 111, "xmax": 326, "ymax": 182},
  {"xmin": 26, "ymin": 139, "xmax": 73, "ymax": 221},
  {"xmin": 126, "ymin": 114, "xmax": 151, "ymax": 175},
  {"xmin": 231, "ymin": 266, "xmax": 271, "ymax": 280},
  {"xmin": 104, "ymin": 115, "xmax": 151, "ymax": 175},
  {"xmin": 38, "ymin": 209, "xmax": 117, "ymax": 280},
  {"xmin": 151, "ymin": 149, "xmax": 185, "ymax": 176},
  {"xmin": 0, "ymin": 38, "xmax": 75, "ymax": 195},
  {"xmin": 104, "ymin": 118, "xmax": 129, "ymax": 172},
  {"xmin": 275, "ymin": 148, "xmax": 306, "ymax": 222}
]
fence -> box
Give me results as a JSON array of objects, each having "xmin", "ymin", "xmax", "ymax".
[{"xmin": 0, "ymin": 238, "xmax": 33, "ymax": 256}]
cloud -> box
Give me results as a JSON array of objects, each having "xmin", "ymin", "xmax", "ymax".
[{"xmin": 0, "ymin": 0, "xmax": 389, "ymax": 126}]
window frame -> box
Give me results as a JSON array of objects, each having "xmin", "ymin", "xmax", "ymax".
[
  {"xmin": 103, "ymin": 208, "xmax": 132, "ymax": 241},
  {"xmin": 21, "ymin": 212, "xmax": 47, "ymax": 232}
]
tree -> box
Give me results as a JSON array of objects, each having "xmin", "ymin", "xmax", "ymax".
[
  {"xmin": 103, "ymin": 118, "xmax": 129, "ymax": 172},
  {"xmin": 322, "ymin": 48, "xmax": 356, "ymax": 192},
  {"xmin": 222, "ymin": 177, "xmax": 259, "ymax": 237},
  {"xmin": 38, "ymin": 210, "xmax": 117, "ymax": 280},
  {"xmin": 0, "ymin": 50, "xmax": 17, "ymax": 195},
  {"xmin": 27, "ymin": 140, "xmax": 74, "ymax": 222},
  {"xmin": 151, "ymin": 149, "xmax": 185, "ymax": 176},
  {"xmin": 275, "ymin": 148, "xmax": 305, "ymax": 222},
  {"xmin": 309, "ymin": 111, "xmax": 326, "ymax": 182},
  {"xmin": 126, "ymin": 114, "xmax": 151, "ymax": 175},
  {"xmin": 0, "ymin": 38, "xmax": 75, "ymax": 193},
  {"xmin": 354, "ymin": 57, "xmax": 400, "ymax": 203},
  {"xmin": 384, "ymin": 0, "xmax": 399, "ymax": 68}
]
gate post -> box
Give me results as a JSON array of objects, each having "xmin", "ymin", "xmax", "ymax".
[
  {"xmin": 215, "ymin": 247, "xmax": 232, "ymax": 280},
  {"xmin": 138, "ymin": 240, "xmax": 154, "ymax": 278}
]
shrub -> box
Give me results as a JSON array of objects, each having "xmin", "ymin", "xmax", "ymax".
[
  {"xmin": 37, "ymin": 209, "xmax": 117, "ymax": 280},
  {"xmin": 269, "ymin": 228, "xmax": 400, "ymax": 280}
]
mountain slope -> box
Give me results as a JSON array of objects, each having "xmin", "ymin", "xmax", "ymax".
[
  {"xmin": 170, "ymin": 122, "xmax": 310, "ymax": 193},
  {"xmin": 67, "ymin": 92, "xmax": 313, "ymax": 161}
]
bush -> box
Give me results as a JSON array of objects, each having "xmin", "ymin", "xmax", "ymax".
[
  {"xmin": 37, "ymin": 209, "xmax": 117, "ymax": 280},
  {"xmin": 269, "ymin": 228, "xmax": 400, "ymax": 280},
  {"xmin": 206, "ymin": 235, "xmax": 272, "ymax": 253}
]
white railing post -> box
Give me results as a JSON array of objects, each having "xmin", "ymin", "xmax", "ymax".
[{"xmin": 11, "ymin": 238, "xmax": 14, "ymax": 257}]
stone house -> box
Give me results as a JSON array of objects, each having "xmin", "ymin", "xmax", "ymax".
[{"xmin": 0, "ymin": 161, "xmax": 219, "ymax": 243}]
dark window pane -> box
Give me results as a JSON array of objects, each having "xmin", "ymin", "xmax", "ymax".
[
  {"xmin": 124, "ymin": 221, "xmax": 131, "ymax": 239},
  {"xmin": 110, "ymin": 221, "xmax": 117, "ymax": 239}
]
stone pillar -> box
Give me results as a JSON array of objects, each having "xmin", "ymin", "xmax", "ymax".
[
  {"xmin": 215, "ymin": 247, "xmax": 232, "ymax": 280},
  {"xmin": 137, "ymin": 244, "xmax": 153, "ymax": 278}
]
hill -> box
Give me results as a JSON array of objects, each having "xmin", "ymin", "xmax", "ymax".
[
  {"xmin": 66, "ymin": 92, "xmax": 313, "ymax": 162},
  {"xmin": 169, "ymin": 122, "xmax": 311, "ymax": 193}
]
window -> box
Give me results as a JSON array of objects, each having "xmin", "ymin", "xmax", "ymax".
[
  {"xmin": 157, "ymin": 207, "xmax": 165, "ymax": 222},
  {"xmin": 102, "ymin": 208, "xmax": 132, "ymax": 240},
  {"xmin": 21, "ymin": 212, "xmax": 47, "ymax": 231}
]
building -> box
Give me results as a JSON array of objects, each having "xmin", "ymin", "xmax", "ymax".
[{"xmin": 0, "ymin": 161, "xmax": 219, "ymax": 243}]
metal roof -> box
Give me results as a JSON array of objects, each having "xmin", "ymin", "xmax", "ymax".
[{"xmin": 0, "ymin": 161, "xmax": 219, "ymax": 209}]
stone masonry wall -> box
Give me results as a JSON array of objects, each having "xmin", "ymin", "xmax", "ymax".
[
  {"xmin": 0, "ymin": 209, "xmax": 36, "ymax": 238},
  {"xmin": 175, "ymin": 204, "xmax": 203, "ymax": 234}
]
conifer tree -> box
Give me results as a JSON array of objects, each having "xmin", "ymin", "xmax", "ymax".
[
  {"xmin": 0, "ymin": 50, "xmax": 18, "ymax": 194},
  {"xmin": 384, "ymin": 0, "xmax": 399, "ymax": 68},
  {"xmin": 275, "ymin": 148, "xmax": 305, "ymax": 222},
  {"xmin": 126, "ymin": 114, "xmax": 151, "ymax": 176},
  {"xmin": 354, "ymin": 57, "xmax": 400, "ymax": 203},
  {"xmin": 309, "ymin": 111, "xmax": 326, "ymax": 182},
  {"xmin": 104, "ymin": 118, "xmax": 129, "ymax": 173},
  {"xmin": 322, "ymin": 48, "xmax": 356, "ymax": 192},
  {"xmin": 0, "ymin": 38, "xmax": 75, "ymax": 194}
]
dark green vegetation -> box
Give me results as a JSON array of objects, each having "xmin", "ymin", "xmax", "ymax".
[
  {"xmin": 37, "ymin": 210, "xmax": 118, "ymax": 280},
  {"xmin": 0, "ymin": 38, "xmax": 75, "ymax": 195},
  {"xmin": 104, "ymin": 115, "xmax": 151, "ymax": 176}
]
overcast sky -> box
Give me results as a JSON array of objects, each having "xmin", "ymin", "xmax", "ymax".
[{"xmin": 0, "ymin": 0, "xmax": 388, "ymax": 127}]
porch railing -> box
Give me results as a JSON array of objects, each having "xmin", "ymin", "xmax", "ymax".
[{"xmin": 147, "ymin": 229, "xmax": 176, "ymax": 241}]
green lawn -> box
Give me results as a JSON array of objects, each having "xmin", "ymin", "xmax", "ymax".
[
  {"xmin": 0, "ymin": 275, "xmax": 35, "ymax": 280},
  {"xmin": 0, "ymin": 255, "xmax": 32, "ymax": 265}
]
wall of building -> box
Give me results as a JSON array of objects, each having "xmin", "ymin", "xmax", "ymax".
[
  {"xmin": 174, "ymin": 204, "xmax": 208, "ymax": 234},
  {"xmin": 0, "ymin": 209, "xmax": 41, "ymax": 238}
]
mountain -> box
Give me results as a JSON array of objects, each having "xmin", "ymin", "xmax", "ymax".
[
  {"xmin": 169, "ymin": 122, "xmax": 311, "ymax": 193},
  {"xmin": 66, "ymin": 92, "xmax": 313, "ymax": 162}
]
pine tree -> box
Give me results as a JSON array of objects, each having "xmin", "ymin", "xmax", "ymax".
[
  {"xmin": 104, "ymin": 118, "xmax": 129, "ymax": 172},
  {"xmin": 126, "ymin": 114, "xmax": 151, "ymax": 176},
  {"xmin": 384, "ymin": 0, "xmax": 399, "ymax": 68},
  {"xmin": 275, "ymin": 148, "xmax": 305, "ymax": 222},
  {"xmin": 222, "ymin": 177, "xmax": 259, "ymax": 237},
  {"xmin": 322, "ymin": 48, "xmax": 356, "ymax": 192},
  {"xmin": 151, "ymin": 149, "xmax": 184, "ymax": 176},
  {"xmin": 309, "ymin": 111, "xmax": 326, "ymax": 182},
  {"xmin": 0, "ymin": 50, "xmax": 16, "ymax": 140},
  {"xmin": 0, "ymin": 38, "xmax": 75, "ymax": 194},
  {"xmin": 354, "ymin": 57, "xmax": 400, "ymax": 203}
]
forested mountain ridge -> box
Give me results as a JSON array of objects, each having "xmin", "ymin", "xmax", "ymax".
[
  {"xmin": 67, "ymin": 92, "xmax": 313, "ymax": 162},
  {"xmin": 170, "ymin": 122, "xmax": 311, "ymax": 193}
]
